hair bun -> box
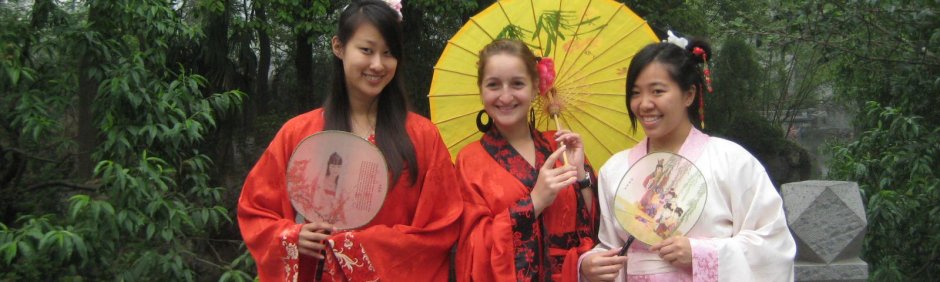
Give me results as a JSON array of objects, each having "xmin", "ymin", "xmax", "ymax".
[{"xmin": 687, "ymin": 38, "xmax": 712, "ymax": 65}]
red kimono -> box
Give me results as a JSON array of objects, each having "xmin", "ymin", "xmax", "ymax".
[
  {"xmin": 238, "ymin": 109, "xmax": 462, "ymax": 281},
  {"xmin": 455, "ymin": 129, "xmax": 598, "ymax": 282}
]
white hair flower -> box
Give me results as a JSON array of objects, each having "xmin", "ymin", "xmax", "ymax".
[{"xmin": 663, "ymin": 30, "xmax": 688, "ymax": 49}]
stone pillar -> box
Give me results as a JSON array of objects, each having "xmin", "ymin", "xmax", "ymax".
[{"xmin": 781, "ymin": 181, "xmax": 869, "ymax": 282}]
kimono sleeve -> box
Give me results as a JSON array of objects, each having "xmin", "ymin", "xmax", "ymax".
[
  {"xmin": 690, "ymin": 148, "xmax": 796, "ymax": 282},
  {"xmin": 578, "ymin": 152, "xmax": 630, "ymax": 282},
  {"xmin": 237, "ymin": 124, "xmax": 306, "ymax": 282},
  {"xmin": 454, "ymin": 157, "xmax": 541, "ymax": 281}
]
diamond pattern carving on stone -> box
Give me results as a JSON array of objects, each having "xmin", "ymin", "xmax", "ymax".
[{"xmin": 783, "ymin": 181, "xmax": 866, "ymax": 264}]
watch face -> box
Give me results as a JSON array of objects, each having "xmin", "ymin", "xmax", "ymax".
[{"xmin": 578, "ymin": 174, "xmax": 592, "ymax": 188}]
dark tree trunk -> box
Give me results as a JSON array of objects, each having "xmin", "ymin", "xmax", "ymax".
[
  {"xmin": 294, "ymin": 30, "xmax": 315, "ymax": 114},
  {"xmin": 202, "ymin": 0, "xmax": 234, "ymax": 94},
  {"xmin": 76, "ymin": 54, "xmax": 98, "ymax": 179},
  {"xmin": 254, "ymin": 1, "xmax": 272, "ymax": 116}
]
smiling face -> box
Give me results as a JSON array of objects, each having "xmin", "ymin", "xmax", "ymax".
[
  {"xmin": 480, "ymin": 53, "xmax": 537, "ymax": 134},
  {"xmin": 629, "ymin": 61, "xmax": 695, "ymax": 147},
  {"xmin": 332, "ymin": 22, "xmax": 398, "ymax": 103}
]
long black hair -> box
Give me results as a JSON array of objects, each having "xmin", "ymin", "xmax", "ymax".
[
  {"xmin": 323, "ymin": 0, "xmax": 417, "ymax": 185},
  {"xmin": 625, "ymin": 37, "xmax": 712, "ymax": 132}
]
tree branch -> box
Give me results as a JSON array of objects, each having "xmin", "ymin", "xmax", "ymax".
[
  {"xmin": 738, "ymin": 30, "xmax": 940, "ymax": 67},
  {"xmin": 5, "ymin": 147, "xmax": 59, "ymax": 163},
  {"xmin": 837, "ymin": 2, "xmax": 940, "ymax": 62},
  {"xmin": 181, "ymin": 250, "xmax": 226, "ymax": 270},
  {"xmin": 26, "ymin": 180, "xmax": 98, "ymax": 192}
]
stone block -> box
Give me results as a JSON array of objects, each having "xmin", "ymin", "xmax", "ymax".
[
  {"xmin": 782, "ymin": 181, "xmax": 866, "ymax": 263},
  {"xmin": 794, "ymin": 258, "xmax": 869, "ymax": 282},
  {"xmin": 782, "ymin": 180, "xmax": 869, "ymax": 281}
]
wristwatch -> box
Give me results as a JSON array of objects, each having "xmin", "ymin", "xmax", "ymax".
[{"xmin": 577, "ymin": 173, "xmax": 592, "ymax": 189}]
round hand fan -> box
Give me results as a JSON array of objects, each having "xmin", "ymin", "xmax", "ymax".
[
  {"xmin": 286, "ymin": 130, "xmax": 389, "ymax": 230},
  {"xmin": 613, "ymin": 152, "xmax": 707, "ymax": 253}
]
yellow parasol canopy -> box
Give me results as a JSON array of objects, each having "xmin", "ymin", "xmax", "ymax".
[{"xmin": 429, "ymin": 0, "xmax": 657, "ymax": 166}]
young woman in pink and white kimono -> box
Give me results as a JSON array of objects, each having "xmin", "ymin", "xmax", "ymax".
[{"xmin": 578, "ymin": 35, "xmax": 796, "ymax": 282}]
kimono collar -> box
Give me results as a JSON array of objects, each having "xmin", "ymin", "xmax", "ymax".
[
  {"xmin": 629, "ymin": 127, "xmax": 710, "ymax": 166},
  {"xmin": 481, "ymin": 127, "xmax": 553, "ymax": 188}
]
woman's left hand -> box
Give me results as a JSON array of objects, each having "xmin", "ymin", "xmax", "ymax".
[
  {"xmin": 554, "ymin": 130, "xmax": 586, "ymax": 179},
  {"xmin": 651, "ymin": 235, "xmax": 692, "ymax": 269}
]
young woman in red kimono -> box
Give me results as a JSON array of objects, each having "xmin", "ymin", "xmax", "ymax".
[
  {"xmin": 237, "ymin": 1, "xmax": 461, "ymax": 281},
  {"xmin": 455, "ymin": 39, "xmax": 599, "ymax": 282}
]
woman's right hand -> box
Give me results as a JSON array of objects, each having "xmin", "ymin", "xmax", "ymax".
[
  {"xmin": 298, "ymin": 222, "xmax": 335, "ymax": 259},
  {"xmin": 532, "ymin": 145, "xmax": 578, "ymax": 216},
  {"xmin": 580, "ymin": 248, "xmax": 628, "ymax": 282}
]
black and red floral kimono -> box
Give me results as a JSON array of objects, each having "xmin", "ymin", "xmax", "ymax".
[{"xmin": 455, "ymin": 128, "xmax": 599, "ymax": 282}]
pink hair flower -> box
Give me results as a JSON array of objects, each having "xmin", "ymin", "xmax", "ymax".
[
  {"xmin": 384, "ymin": 0, "xmax": 403, "ymax": 21},
  {"xmin": 537, "ymin": 58, "xmax": 556, "ymax": 96}
]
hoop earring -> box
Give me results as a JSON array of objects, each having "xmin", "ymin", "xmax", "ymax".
[
  {"xmin": 476, "ymin": 110, "xmax": 493, "ymax": 132},
  {"xmin": 529, "ymin": 107, "xmax": 536, "ymax": 128}
]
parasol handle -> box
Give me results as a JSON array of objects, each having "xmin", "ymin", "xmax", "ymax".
[
  {"xmin": 546, "ymin": 92, "xmax": 571, "ymax": 166},
  {"xmin": 552, "ymin": 115, "xmax": 571, "ymax": 166}
]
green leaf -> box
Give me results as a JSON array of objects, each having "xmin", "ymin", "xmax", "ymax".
[
  {"xmin": 1, "ymin": 242, "xmax": 16, "ymax": 265},
  {"xmin": 7, "ymin": 66, "xmax": 20, "ymax": 86},
  {"xmin": 199, "ymin": 209, "xmax": 209, "ymax": 226},
  {"xmin": 146, "ymin": 224, "xmax": 156, "ymax": 240},
  {"xmin": 38, "ymin": 232, "xmax": 54, "ymax": 251},
  {"xmin": 215, "ymin": 206, "xmax": 233, "ymax": 224},
  {"xmin": 60, "ymin": 232, "xmax": 73, "ymax": 258},
  {"xmin": 102, "ymin": 202, "xmax": 115, "ymax": 216},
  {"xmin": 69, "ymin": 195, "xmax": 91, "ymax": 220},
  {"xmin": 91, "ymin": 201, "xmax": 101, "ymax": 220},
  {"xmin": 220, "ymin": 271, "xmax": 232, "ymax": 282},
  {"xmin": 73, "ymin": 236, "xmax": 88, "ymax": 260},
  {"xmin": 160, "ymin": 228, "xmax": 172, "ymax": 242},
  {"xmin": 16, "ymin": 241, "xmax": 33, "ymax": 259}
]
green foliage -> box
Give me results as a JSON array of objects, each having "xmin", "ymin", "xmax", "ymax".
[
  {"xmin": 0, "ymin": 0, "xmax": 251, "ymax": 280},
  {"xmin": 815, "ymin": 1, "xmax": 940, "ymax": 280},
  {"xmin": 620, "ymin": 0, "xmax": 709, "ymax": 36},
  {"xmin": 2, "ymin": 0, "xmax": 81, "ymax": 219},
  {"xmin": 399, "ymin": 0, "xmax": 480, "ymax": 115},
  {"xmin": 827, "ymin": 102, "xmax": 940, "ymax": 280},
  {"xmin": 219, "ymin": 244, "xmax": 258, "ymax": 282},
  {"xmin": 0, "ymin": 215, "xmax": 89, "ymax": 280},
  {"xmin": 408, "ymin": 0, "xmax": 477, "ymax": 19},
  {"xmin": 708, "ymin": 37, "xmax": 764, "ymax": 133},
  {"xmin": 705, "ymin": 36, "xmax": 813, "ymax": 186},
  {"xmin": 270, "ymin": 0, "xmax": 333, "ymax": 35}
]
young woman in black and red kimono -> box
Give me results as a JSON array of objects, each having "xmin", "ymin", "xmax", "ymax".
[{"xmin": 455, "ymin": 39, "xmax": 599, "ymax": 282}]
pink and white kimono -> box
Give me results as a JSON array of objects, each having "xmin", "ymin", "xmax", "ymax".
[{"xmin": 579, "ymin": 128, "xmax": 796, "ymax": 281}]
